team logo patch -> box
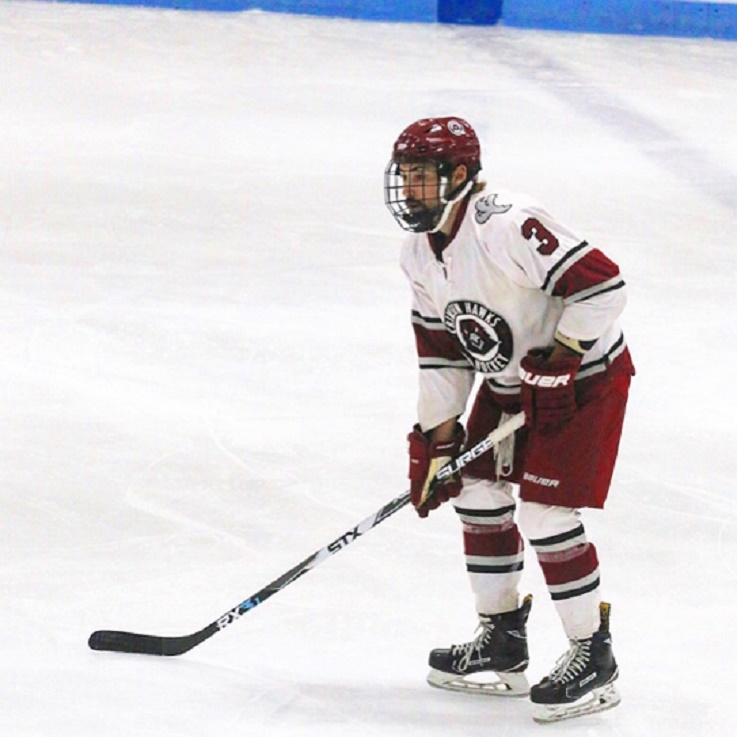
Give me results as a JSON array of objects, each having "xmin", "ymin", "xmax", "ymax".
[
  {"xmin": 475, "ymin": 194, "xmax": 512, "ymax": 224},
  {"xmin": 444, "ymin": 301, "xmax": 513, "ymax": 373}
]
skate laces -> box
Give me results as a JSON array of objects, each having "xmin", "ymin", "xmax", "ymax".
[
  {"xmin": 452, "ymin": 619, "xmax": 495, "ymax": 671},
  {"xmin": 549, "ymin": 638, "xmax": 591, "ymax": 684}
]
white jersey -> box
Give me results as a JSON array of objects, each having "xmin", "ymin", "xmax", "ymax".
[{"xmin": 400, "ymin": 188, "xmax": 628, "ymax": 431}]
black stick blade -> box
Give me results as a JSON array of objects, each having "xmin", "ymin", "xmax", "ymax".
[
  {"xmin": 88, "ymin": 624, "xmax": 213, "ymax": 656},
  {"xmin": 89, "ymin": 630, "xmax": 169, "ymax": 655}
]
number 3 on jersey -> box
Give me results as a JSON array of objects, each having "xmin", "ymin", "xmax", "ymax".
[{"xmin": 521, "ymin": 217, "xmax": 559, "ymax": 256}]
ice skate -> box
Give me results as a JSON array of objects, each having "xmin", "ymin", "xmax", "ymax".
[
  {"xmin": 427, "ymin": 595, "xmax": 531, "ymax": 697},
  {"xmin": 531, "ymin": 602, "xmax": 621, "ymax": 724}
]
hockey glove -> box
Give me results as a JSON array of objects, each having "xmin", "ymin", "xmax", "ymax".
[
  {"xmin": 407, "ymin": 423, "xmax": 465, "ymax": 518},
  {"xmin": 519, "ymin": 348, "xmax": 582, "ymax": 432}
]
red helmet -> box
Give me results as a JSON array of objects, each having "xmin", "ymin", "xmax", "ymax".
[
  {"xmin": 385, "ymin": 117, "xmax": 482, "ymax": 233},
  {"xmin": 392, "ymin": 117, "xmax": 481, "ymax": 177}
]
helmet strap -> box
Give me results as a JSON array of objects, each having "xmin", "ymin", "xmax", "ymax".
[{"xmin": 429, "ymin": 177, "xmax": 474, "ymax": 234}]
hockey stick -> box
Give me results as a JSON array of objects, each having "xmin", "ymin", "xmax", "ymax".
[{"xmin": 88, "ymin": 411, "xmax": 525, "ymax": 657}]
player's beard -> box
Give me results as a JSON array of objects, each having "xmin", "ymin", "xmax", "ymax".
[{"xmin": 402, "ymin": 197, "xmax": 441, "ymax": 233}]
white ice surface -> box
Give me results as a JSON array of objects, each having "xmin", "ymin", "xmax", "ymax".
[{"xmin": 1, "ymin": 3, "xmax": 736, "ymax": 735}]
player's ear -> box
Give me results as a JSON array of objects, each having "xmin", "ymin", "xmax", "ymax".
[{"xmin": 452, "ymin": 164, "xmax": 469, "ymax": 187}]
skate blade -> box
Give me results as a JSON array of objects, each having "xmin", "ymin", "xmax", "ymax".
[
  {"xmin": 533, "ymin": 683, "xmax": 621, "ymax": 724},
  {"xmin": 428, "ymin": 668, "xmax": 530, "ymax": 697}
]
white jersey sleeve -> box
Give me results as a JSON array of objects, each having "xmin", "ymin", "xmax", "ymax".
[{"xmin": 477, "ymin": 193, "xmax": 627, "ymax": 344}]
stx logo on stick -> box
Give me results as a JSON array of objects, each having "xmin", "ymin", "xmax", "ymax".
[{"xmin": 327, "ymin": 526, "xmax": 362, "ymax": 553}]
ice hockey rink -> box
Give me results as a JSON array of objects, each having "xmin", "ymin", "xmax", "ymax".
[{"xmin": 1, "ymin": 1, "xmax": 736, "ymax": 734}]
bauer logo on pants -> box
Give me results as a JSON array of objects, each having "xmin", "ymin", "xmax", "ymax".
[{"xmin": 444, "ymin": 300, "xmax": 513, "ymax": 373}]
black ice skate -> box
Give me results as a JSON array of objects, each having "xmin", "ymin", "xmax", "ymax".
[
  {"xmin": 531, "ymin": 602, "xmax": 621, "ymax": 723},
  {"xmin": 427, "ymin": 595, "xmax": 531, "ymax": 696}
]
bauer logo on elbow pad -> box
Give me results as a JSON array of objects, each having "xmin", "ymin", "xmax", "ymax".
[{"xmin": 520, "ymin": 370, "xmax": 571, "ymax": 388}]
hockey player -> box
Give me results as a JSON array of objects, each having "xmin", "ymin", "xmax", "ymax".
[{"xmin": 385, "ymin": 117, "xmax": 634, "ymax": 723}]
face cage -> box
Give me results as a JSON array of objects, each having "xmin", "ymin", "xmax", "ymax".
[{"xmin": 384, "ymin": 159, "xmax": 450, "ymax": 233}]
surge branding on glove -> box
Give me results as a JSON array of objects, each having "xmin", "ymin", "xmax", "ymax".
[
  {"xmin": 519, "ymin": 348, "xmax": 582, "ymax": 431},
  {"xmin": 407, "ymin": 423, "xmax": 465, "ymax": 518}
]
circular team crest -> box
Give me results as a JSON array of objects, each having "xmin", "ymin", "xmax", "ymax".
[
  {"xmin": 444, "ymin": 300, "xmax": 513, "ymax": 373},
  {"xmin": 447, "ymin": 119, "xmax": 466, "ymax": 136}
]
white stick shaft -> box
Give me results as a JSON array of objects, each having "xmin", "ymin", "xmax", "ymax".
[{"xmin": 434, "ymin": 411, "xmax": 525, "ymax": 482}]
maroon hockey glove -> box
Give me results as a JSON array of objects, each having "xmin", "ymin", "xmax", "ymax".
[
  {"xmin": 519, "ymin": 348, "xmax": 582, "ymax": 432},
  {"xmin": 407, "ymin": 423, "xmax": 465, "ymax": 518}
]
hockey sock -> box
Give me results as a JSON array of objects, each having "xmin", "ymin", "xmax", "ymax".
[
  {"xmin": 530, "ymin": 527, "xmax": 601, "ymax": 639},
  {"xmin": 456, "ymin": 503, "xmax": 525, "ymax": 614}
]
